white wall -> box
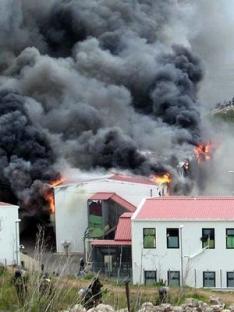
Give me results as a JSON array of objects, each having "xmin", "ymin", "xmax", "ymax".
[
  {"xmin": 0, "ymin": 205, "xmax": 20, "ymax": 265},
  {"xmin": 54, "ymin": 179, "xmax": 161, "ymax": 253},
  {"xmin": 132, "ymin": 220, "xmax": 234, "ymax": 288}
]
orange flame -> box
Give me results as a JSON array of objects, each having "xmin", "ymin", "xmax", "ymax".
[
  {"xmin": 151, "ymin": 173, "xmax": 172, "ymax": 185},
  {"xmin": 194, "ymin": 143, "xmax": 213, "ymax": 163},
  {"xmin": 50, "ymin": 177, "xmax": 65, "ymax": 187},
  {"xmin": 45, "ymin": 177, "xmax": 64, "ymax": 214},
  {"xmin": 45, "ymin": 190, "xmax": 55, "ymax": 214}
]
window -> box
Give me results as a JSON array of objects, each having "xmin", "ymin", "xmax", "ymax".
[
  {"xmin": 203, "ymin": 271, "xmax": 215, "ymax": 287},
  {"xmin": 227, "ymin": 272, "xmax": 234, "ymax": 287},
  {"xmin": 202, "ymin": 228, "xmax": 215, "ymax": 249},
  {"xmin": 226, "ymin": 229, "xmax": 234, "ymax": 249},
  {"xmin": 167, "ymin": 228, "xmax": 179, "ymax": 248},
  {"xmin": 168, "ymin": 271, "xmax": 180, "ymax": 287},
  {"xmin": 144, "ymin": 271, "xmax": 157, "ymax": 285},
  {"xmin": 143, "ymin": 228, "xmax": 156, "ymax": 248}
]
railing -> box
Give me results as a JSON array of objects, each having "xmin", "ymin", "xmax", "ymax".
[{"xmin": 92, "ymin": 262, "xmax": 132, "ymax": 278}]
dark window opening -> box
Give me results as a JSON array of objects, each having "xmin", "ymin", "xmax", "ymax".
[
  {"xmin": 201, "ymin": 228, "xmax": 215, "ymax": 249},
  {"xmin": 203, "ymin": 271, "xmax": 216, "ymax": 287},
  {"xmin": 168, "ymin": 271, "xmax": 180, "ymax": 287},
  {"xmin": 144, "ymin": 270, "xmax": 157, "ymax": 285},
  {"xmin": 167, "ymin": 228, "xmax": 179, "ymax": 248},
  {"xmin": 227, "ymin": 272, "xmax": 234, "ymax": 287}
]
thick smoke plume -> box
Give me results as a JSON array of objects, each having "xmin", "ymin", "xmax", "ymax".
[
  {"xmin": 0, "ymin": 0, "xmax": 206, "ymax": 215},
  {"xmin": 0, "ymin": 90, "xmax": 59, "ymax": 215}
]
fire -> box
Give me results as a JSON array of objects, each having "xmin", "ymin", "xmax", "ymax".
[
  {"xmin": 45, "ymin": 190, "xmax": 55, "ymax": 214},
  {"xmin": 194, "ymin": 143, "xmax": 213, "ymax": 163},
  {"xmin": 151, "ymin": 173, "xmax": 172, "ymax": 185},
  {"xmin": 45, "ymin": 177, "xmax": 64, "ymax": 214},
  {"xmin": 50, "ymin": 177, "xmax": 65, "ymax": 187}
]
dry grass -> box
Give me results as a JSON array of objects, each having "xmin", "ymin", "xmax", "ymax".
[
  {"xmin": 2, "ymin": 269, "xmax": 234, "ymax": 311},
  {"xmin": 1, "ymin": 230, "xmax": 234, "ymax": 311}
]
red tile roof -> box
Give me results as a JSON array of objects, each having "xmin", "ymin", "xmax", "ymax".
[
  {"xmin": 114, "ymin": 213, "xmax": 132, "ymax": 241},
  {"xmin": 91, "ymin": 212, "xmax": 132, "ymax": 247},
  {"xmin": 134, "ymin": 196, "xmax": 234, "ymax": 221},
  {"xmin": 89, "ymin": 192, "xmax": 136, "ymax": 212},
  {"xmin": 89, "ymin": 192, "xmax": 113, "ymax": 201},
  {"xmin": 109, "ymin": 174, "xmax": 156, "ymax": 185},
  {"xmin": 91, "ymin": 240, "xmax": 131, "ymax": 246}
]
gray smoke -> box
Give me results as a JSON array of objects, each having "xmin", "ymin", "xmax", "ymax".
[
  {"xmin": 0, "ymin": 90, "xmax": 59, "ymax": 214},
  {"xmin": 0, "ymin": 0, "xmax": 207, "ymax": 213}
]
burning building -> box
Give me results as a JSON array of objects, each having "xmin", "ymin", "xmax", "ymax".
[
  {"xmin": 52, "ymin": 173, "xmax": 169, "ymax": 255},
  {"xmin": 0, "ymin": 0, "xmax": 220, "ymax": 239}
]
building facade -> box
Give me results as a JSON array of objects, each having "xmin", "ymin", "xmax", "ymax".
[
  {"xmin": 0, "ymin": 202, "xmax": 20, "ymax": 265},
  {"xmin": 91, "ymin": 212, "xmax": 132, "ymax": 279},
  {"xmin": 132, "ymin": 197, "xmax": 234, "ymax": 288},
  {"xmin": 54, "ymin": 174, "xmax": 165, "ymax": 254}
]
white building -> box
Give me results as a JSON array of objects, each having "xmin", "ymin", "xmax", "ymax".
[
  {"xmin": 54, "ymin": 173, "xmax": 166, "ymax": 254},
  {"xmin": 0, "ymin": 202, "xmax": 20, "ymax": 265},
  {"xmin": 132, "ymin": 196, "xmax": 234, "ymax": 288}
]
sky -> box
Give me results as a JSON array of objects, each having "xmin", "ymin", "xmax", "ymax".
[{"xmin": 190, "ymin": 0, "xmax": 234, "ymax": 106}]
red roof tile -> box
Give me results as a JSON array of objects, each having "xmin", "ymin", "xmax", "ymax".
[
  {"xmin": 111, "ymin": 194, "xmax": 135, "ymax": 212},
  {"xmin": 89, "ymin": 192, "xmax": 114, "ymax": 201},
  {"xmin": 109, "ymin": 174, "xmax": 156, "ymax": 185},
  {"xmin": 91, "ymin": 240, "xmax": 131, "ymax": 246},
  {"xmin": 115, "ymin": 213, "xmax": 132, "ymax": 241},
  {"xmin": 89, "ymin": 192, "xmax": 136, "ymax": 212},
  {"xmin": 134, "ymin": 196, "xmax": 234, "ymax": 221}
]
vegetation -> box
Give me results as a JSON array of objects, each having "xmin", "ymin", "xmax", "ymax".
[
  {"xmin": 1, "ymin": 229, "xmax": 234, "ymax": 311},
  {"xmin": 2, "ymin": 268, "xmax": 234, "ymax": 311}
]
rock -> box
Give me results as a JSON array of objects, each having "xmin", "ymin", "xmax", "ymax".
[
  {"xmin": 138, "ymin": 302, "xmax": 155, "ymax": 312},
  {"xmin": 87, "ymin": 304, "xmax": 115, "ymax": 312},
  {"xmin": 209, "ymin": 297, "xmax": 223, "ymax": 306},
  {"xmin": 185, "ymin": 299, "xmax": 199, "ymax": 308},
  {"xmin": 160, "ymin": 304, "xmax": 173, "ymax": 312},
  {"xmin": 71, "ymin": 304, "xmax": 86, "ymax": 312},
  {"xmin": 229, "ymin": 306, "xmax": 234, "ymax": 312},
  {"xmin": 210, "ymin": 305, "xmax": 224, "ymax": 312},
  {"xmin": 173, "ymin": 306, "xmax": 183, "ymax": 312}
]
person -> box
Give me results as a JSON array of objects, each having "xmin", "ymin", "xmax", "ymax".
[
  {"xmin": 39, "ymin": 273, "xmax": 52, "ymax": 298},
  {"xmin": 89, "ymin": 277, "xmax": 103, "ymax": 304},
  {"xmin": 79, "ymin": 276, "xmax": 103, "ymax": 309},
  {"xmin": 79, "ymin": 257, "xmax": 85, "ymax": 275},
  {"xmin": 13, "ymin": 269, "xmax": 28, "ymax": 304}
]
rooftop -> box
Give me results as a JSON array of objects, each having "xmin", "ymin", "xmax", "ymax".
[
  {"xmin": 108, "ymin": 174, "xmax": 156, "ymax": 185},
  {"xmin": 89, "ymin": 192, "xmax": 136, "ymax": 212},
  {"xmin": 91, "ymin": 240, "xmax": 131, "ymax": 246},
  {"xmin": 114, "ymin": 212, "xmax": 132, "ymax": 241},
  {"xmin": 91, "ymin": 212, "xmax": 132, "ymax": 247},
  {"xmin": 133, "ymin": 196, "xmax": 234, "ymax": 221},
  {"xmin": 54, "ymin": 173, "xmax": 157, "ymax": 188},
  {"xmin": 0, "ymin": 202, "xmax": 18, "ymax": 207}
]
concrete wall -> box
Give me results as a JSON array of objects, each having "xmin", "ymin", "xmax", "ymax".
[
  {"xmin": 54, "ymin": 179, "xmax": 160, "ymax": 253},
  {"xmin": 132, "ymin": 220, "xmax": 234, "ymax": 288},
  {"xmin": 0, "ymin": 205, "xmax": 20, "ymax": 265}
]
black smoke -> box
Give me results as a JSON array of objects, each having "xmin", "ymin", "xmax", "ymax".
[
  {"xmin": 0, "ymin": 0, "xmax": 206, "ymax": 215},
  {"xmin": 0, "ymin": 90, "xmax": 59, "ymax": 215}
]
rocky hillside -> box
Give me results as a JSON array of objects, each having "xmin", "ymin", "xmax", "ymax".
[{"xmin": 62, "ymin": 296, "xmax": 234, "ymax": 312}]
